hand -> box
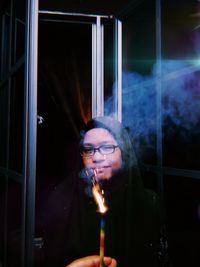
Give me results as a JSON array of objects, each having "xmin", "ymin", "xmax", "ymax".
[{"xmin": 66, "ymin": 255, "xmax": 117, "ymax": 267}]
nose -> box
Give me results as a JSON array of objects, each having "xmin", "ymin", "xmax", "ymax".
[{"xmin": 92, "ymin": 150, "xmax": 105, "ymax": 162}]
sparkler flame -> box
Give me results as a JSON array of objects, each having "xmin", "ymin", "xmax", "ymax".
[
  {"xmin": 92, "ymin": 185, "xmax": 108, "ymax": 214},
  {"xmin": 92, "ymin": 169, "xmax": 108, "ymax": 214}
]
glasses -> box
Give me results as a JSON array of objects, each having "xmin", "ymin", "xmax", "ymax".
[{"xmin": 80, "ymin": 144, "xmax": 119, "ymax": 158}]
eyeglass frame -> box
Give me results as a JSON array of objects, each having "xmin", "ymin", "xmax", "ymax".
[{"xmin": 80, "ymin": 144, "xmax": 119, "ymax": 158}]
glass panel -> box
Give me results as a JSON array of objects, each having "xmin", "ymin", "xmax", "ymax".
[
  {"xmin": 162, "ymin": 0, "xmax": 200, "ymax": 170},
  {"xmin": 9, "ymin": 66, "xmax": 24, "ymax": 173},
  {"xmin": 140, "ymin": 170, "xmax": 158, "ymax": 193},
  {"xmin": 0, "ymin": 12, "xmax": 10, "ymax": 78},
  {"xmin": 0, "ymin": 83, "xmax": 9, "ymax": 168},
  {"xmin": 119, "ymin": 2, "xmax": 157, "ymax": 164},
  {"xmin": 104, "ymin": 20, "xmax": 115, "ymax": 115},
  {"xmin": 37, "ymin": 19, "xmax": 92, "ymax": 176},
  {"xmin": 164, "ymin": 175, "xmax": 200, "ymax": 266},
  {"xmin": 6, "ymin": 179, "xmax": 23, "ymax": 267},
  {"xmin": 15, "ymin": 18, "xmax": 25, "ymax": 62},
  {"xmin": 11, "ymin": 0, "xmax": 26, "ymax": 65},
  {"xmin": 0, "ymin": 174, "xmax": 7, "ymax": 266}
]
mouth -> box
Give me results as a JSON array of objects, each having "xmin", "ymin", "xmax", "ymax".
[
  {"xmin": 92, "ymin": 166, "xmax": 112, "ymax": 181},
  {"xmin": 93, "ymin": 166, "xmax": 110, "ymax": 173}
]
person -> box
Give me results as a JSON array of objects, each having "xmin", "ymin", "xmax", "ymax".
[{"xmin": 37, "ymin": 116, "xmax": 162, "ymax": 267}]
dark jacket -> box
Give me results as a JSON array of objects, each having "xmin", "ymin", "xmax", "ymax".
[{"xmin": 37, "ymin": 172, "xmax": 161, "ymax": 267}]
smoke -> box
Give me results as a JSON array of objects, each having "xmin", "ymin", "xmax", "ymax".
[{"xmin": 105, "ymin": 60, "xmax": 200, "ymax": 152}]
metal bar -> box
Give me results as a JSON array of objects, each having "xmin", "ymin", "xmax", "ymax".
[
  {"xmin": 6, "ymin": 0, "xmax": 13, "ymax": 170},
  {"xmin": 0, "ymin": 167, "xmax": 23, "ymax": 183},
  {"xmin": 114, "ymin": 19, "xmax": 122, "ymax": 122},
  {"xmin": 101, "ymin": 22, "xmax": 104, "ymax": 117},
  {"xmin": 13, "ymin": 16, "xmax": 17, "ymax": 63},
  {"xmin": 8, "ymin": 0, "xmax": 13, "ymax": 71},
  {"xmin": 39, "ymin": 10, "xmax": 112, "ymax": 19},
  {"xmin": 163, "ymin": 167, "xmax": 200, "ymax": 180},
  {"xmin": 96, "ymin": 17, "xmax": 104, "ymax": 116},
  {"xmin": 92, "ymin": 23, "xmax": 97, "ymax": 117},
  {"xmin": 141, "ymin": 164, "xmax": 200, "ymax": 180},
  {"xmin": 96, "ymin": 16, "xmax": 104, "ymax": 117},
  {"xmin": 92, "ymin": 17, "xmax": 104, "ymax": 118},
  {"xmin": 0, "ymin": 14, "xmax": 5, "ymax": 81},
  {"xmin": 22, "ymin": 0, "xmax": 38, "ymax": 266},
  {"xmin": 155, "ymin": 0, "xmax": 163, "ymax": 195},
  {"xmin": 4, "ymin": 3, "xmax": 13, "ymax": 266},
  {"xmin": 39, "ymin": 18, "xmax": 95, "ymax": 25}
]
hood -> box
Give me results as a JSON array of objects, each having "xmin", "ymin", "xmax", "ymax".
[
  {"xmin": 80, "ymin": 116, "xmax": 138, "ymax": 171},
  {"xmin": 79, "ymin": 116, "xmax": 143, "ymax": 193}
]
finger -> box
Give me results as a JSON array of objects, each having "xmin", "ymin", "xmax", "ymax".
[
  {"xmin": 66, "ymin": 256, "xmax": 117, "ymax": 267},
  {"xmin": 109, "ymin": 258, "xmax": 117, "ymax": 267},
  {"xmin": 67, "ymin": 255, "xmax": 99, "ymax": 267},
  {"xmin": 103, "ymin": 257, "xmax": 113, "ymax": 265},
  {"xmin": 87, "ymin": 256, "xmax": 116, "ymax": 267},
  {"xmin": 104, "ymin": 257, "xmax": 117, "ymax": 267}
]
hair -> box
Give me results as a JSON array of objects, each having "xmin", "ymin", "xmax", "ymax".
[{"xmin": 79, "ymin": 116, "xmax": 144, "ymax": 199}]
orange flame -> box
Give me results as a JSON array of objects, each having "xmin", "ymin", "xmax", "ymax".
[{"xmin": 92, "ymin": 184, "xmax": 108, "ymax": 214}]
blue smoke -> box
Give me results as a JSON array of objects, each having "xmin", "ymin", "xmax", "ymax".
[{"xmin": 105, "ymin": 60, "xmax": 200, "ymax": 151}]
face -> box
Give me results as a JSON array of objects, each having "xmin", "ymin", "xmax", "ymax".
[{"xmin": 82, "ymin": 128, "xmax": 122, "ymax": 181}]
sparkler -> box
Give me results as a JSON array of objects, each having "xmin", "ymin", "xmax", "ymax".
[
  {"xmin": 99, "ymin": 214, "xmax": 106, "ymax": 267},
  {"xmin": 91, "ymin": 169, "xmax": 108, "ymax": 267}
]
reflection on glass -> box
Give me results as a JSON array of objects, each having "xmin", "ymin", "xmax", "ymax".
[
  {"xmin": 105, "ymin": 3, "xmax": 157, "ymax": 165},
  {"xmin": 162, "ymin": 0, "xmax": 200, "ymax": 170},
  {"xmin": 164, "ymin": 175, "xmax": 200, "ymax": 266}
]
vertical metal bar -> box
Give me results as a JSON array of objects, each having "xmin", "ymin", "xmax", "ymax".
[
  {"xmin": 114, "ymin": 19, "xmax": 122, "ymax": 122},
  {"xmin": 92, "ymin": 23, "xmax": 97, "ymax": 117},
  {"xmin": 8, "ymin": 0, "xmax": 13, "ymax": 71},
  {"xmin": 100, "ymin": 23, "xmax": 104, "ymax": 116},
  {"xmin": 0, "ymin": 14, "xmax": 5, "ymax": 80},
  {"xmin": 92, "ymin": 16, "xmax": 104, "ymax": 118},
  {"xmin": 1, "ymin": 2, "xmax": 13, "ymax": 267},
  {"xmin": 23, "ymin": 0, "xmax": 38, "ymax": 266},
  {"xmin": 7, "ymin": 0, "xmax": 13, "ymax": 166},
  {"xmin": 0, "ymin": 5, "xmax": 9, "ymax": 267},
  {"xmin": 156, "ymin": 0, "xmax": 163, "ymax": 195},
  {"xmin": 96, "ymin": 16, "xmax": 104, "ymax": 117},
  {"xmin": 13, "ymin": 17, "xmax": 17, "ymax": 64}
]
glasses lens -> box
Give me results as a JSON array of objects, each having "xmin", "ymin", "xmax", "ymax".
[
  {"xmin": 100, "ymin": 145, "xmax": 115, "ymax": 155},
  {"xmin": 81, "ymin": 146, "xmax": 94, "ymax": 157}
]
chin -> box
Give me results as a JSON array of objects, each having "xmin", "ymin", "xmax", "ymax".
[{"xmin": 96, "ymin": 176, "xmax": 110, "ymax": 182}]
